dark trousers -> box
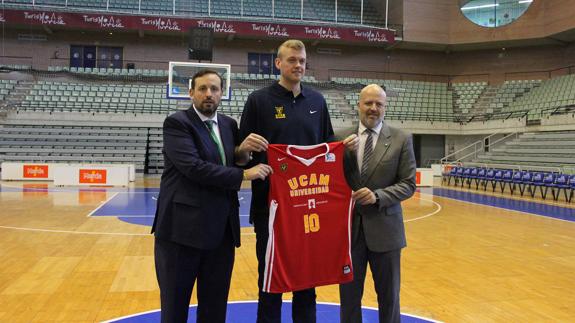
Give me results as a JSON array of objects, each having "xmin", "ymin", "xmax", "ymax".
[
  {"xmin": 154, "ymin": 229, "xmax": 235, "ymax": 323},
  {"xmin": 254, "ymin": 215, "xmax": 317, "ymax": 323},
  {"xmin": 339, "ymin": 225, "xmax": 401, "ymax": 323}
]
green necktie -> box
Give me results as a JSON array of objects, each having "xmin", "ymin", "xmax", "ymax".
[{"xmin": 204, "ymin": 120, "xmax": 226, "ymax": 166}]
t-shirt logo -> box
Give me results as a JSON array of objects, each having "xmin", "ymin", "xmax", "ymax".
[
  {"xmin": 343, "ymin": 265, "xmax": 351, "ymax": 274},
  {"xmin": 325, "ymin": 153, "xmax": 336, "ymax": 162},
  {"xmin": 275, "ymin": 106, "xmax": 286, "ymax": 119},
  {"xmin": 280, "ymin": 163, "xmax": 288, "ymax": 172}
]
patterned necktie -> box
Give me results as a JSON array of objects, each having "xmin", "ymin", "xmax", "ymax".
[
  {"xmin": 204, "ymin": 120, "xmax": 226, "ymax": 166},
  {"xmin": 361, "ymin": 129, "xmax": 374, "ymax": 183}
]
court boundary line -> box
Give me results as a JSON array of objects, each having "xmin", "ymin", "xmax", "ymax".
[
  {"xmin": 433, "ymin": 185, "xmax": 575, "ymax": 210},
  {"xmin": 420, "ymin": 191, "xmax": 575, "ymax": 224},
  {"xmin": 101, "ymin": 300, "xmax": 443, "ymax": 323},
  {"xmin": 87, "ymin": 192, "xmax": 119, "ymax": 217}
]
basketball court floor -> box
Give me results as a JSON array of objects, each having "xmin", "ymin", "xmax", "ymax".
[{"xmin": 0, "ymin": 176, "xmax": 573, "ymax": 322}]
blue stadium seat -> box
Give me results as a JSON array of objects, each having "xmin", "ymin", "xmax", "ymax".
[
  {"xmin": 519, "ymin": 171, "xmax": 533, "ymax": 196},
  {"xmin": 529, "ymin": 172, "xmax": 544, "ymax": 198},
  {"xmin": 569, "ymin": 175, "xmax": 575, "ymax": 203},
  {"xmin": 492, "ymin": 169, "xmax": 504, "ymax": 192},
  {"xmin": 510, "ymin": 170, "xmax": 523, "ymax": 195},
  {"xmin": 499, "ymin": 169, "xmax": 514, "ymax": 193},
  {"xmin": 473, "ymin": 168, "xmax": 487, "ymax": 190},
  {"xmin": 462, "ymin": 167, "xmax": 473, "ymax": 188},
  {"xmin": 446, "ymin": 166, "xmax": 461, "ymax": 186},
  {"xmin": 454, "ymin": 167, "xmax": 465, "ymax": 187},
  {"xmin": 484, "ymin": 169, "xmax": 496, "ymax": 191},
  {"xmin": 466, "ymin": 167, "xmax": 478, "ymax": 189},
  {"xmin": 550, "ymin": 173, "xmax": 570, "ymax": 202},
  {"xmin": 539, "ymin": 172, "xmax": 557, "ymax": 200}
]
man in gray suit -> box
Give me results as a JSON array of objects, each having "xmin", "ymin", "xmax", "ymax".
[{"xmin": 338, "ymin": 84, "xmax": 416, "ymax": 323}]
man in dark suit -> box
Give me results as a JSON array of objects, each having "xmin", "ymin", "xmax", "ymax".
[
  {"xmin": 338, "ymin": 84, "xmax": 417, "ymax": 323},
  {"xmin": 152, "ymin": 69, "xmax": 272, "ymax": 323}
]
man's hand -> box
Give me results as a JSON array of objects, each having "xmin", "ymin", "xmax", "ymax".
[
  {"xmin": 343, "ymin": 134, "xmax": 359, "ymax": 152},
  {"xmin": 243, "ymin": 164, "xmax": 273, "ymax": 181},
  {"xmin": 235, "ymin": 133, "xmax": 268, "ymax": 165},
  {"xmin": 352, "ymin": 188, "xmax": 377, "ymax": 205},
  {"xmin": 239, "ymin": 133, "xmax": 268, "ymax": 154}
]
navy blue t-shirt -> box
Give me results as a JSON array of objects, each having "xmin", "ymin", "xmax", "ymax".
[{"xmin": 239, "ymin": 81, "xmax": 334, "ymax": 218}]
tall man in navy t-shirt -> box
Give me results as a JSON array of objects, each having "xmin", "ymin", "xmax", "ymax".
[{"xmin": 238, "ymin": 39, "xmax": 359, "ymax": 323}]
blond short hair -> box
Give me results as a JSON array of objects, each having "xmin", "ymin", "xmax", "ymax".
[{"xmin": 277, "ymin": 39, "xmax": 306, "ymax": 58}]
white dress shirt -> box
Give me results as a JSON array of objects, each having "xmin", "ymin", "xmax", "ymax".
[{"xmin": 193, "ymin": 105, "xmax": 223, "ymax": 145}]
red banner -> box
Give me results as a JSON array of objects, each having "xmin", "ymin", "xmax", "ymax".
[
  {"xmin": 23, "ymin": 164, "xmax": 49, "ymax": 178},
  {"xmin": 0, "ymin": 9, "xmax": 394, "ymax": 44},
  {"xmin": 79, "ymin": 169, "xmax": 107, "ymax": 184},
  {"xmin": 416, "ymin": 171, "xmax": 421, "ymax": 185}
]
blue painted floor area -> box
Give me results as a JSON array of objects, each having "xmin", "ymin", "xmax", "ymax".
[
  {"xmin": 107, "ymin": 302, "xmax": 436, "ymax": 323},
  {"xmin": 6, "ymin": 182, "xmax": 572, "ymax": 225},
  {"xmin": 91, "ymin": 189, "xmax": 253, "ymax": 227},
  {"xmin": 0, "ymin": 186, "xmax": 27, "ymax": 192},
  {"xmin": 427, "ymin": 187, "xmax": 575, "ymax": 222}
]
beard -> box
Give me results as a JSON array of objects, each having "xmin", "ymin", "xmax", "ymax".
[
  {"xmin": 195, "ymin": 100, "xmax": 218, "ymax": 116},
  {"xmin": 362, "ymin": 114, "xmax": 383, "ymax": 128}
]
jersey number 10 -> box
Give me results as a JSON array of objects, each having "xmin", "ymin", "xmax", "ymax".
[{"xmin": 303, "ymin": 213, "xmax": 320, "ymax": 233}]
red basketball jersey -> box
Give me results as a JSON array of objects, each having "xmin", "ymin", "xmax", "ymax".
[{"xmin": 263, "ymin": 142, "xmax": 354, "ymax": 293}]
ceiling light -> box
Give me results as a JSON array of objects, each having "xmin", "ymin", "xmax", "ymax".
[{"xmin": 462, "ymin": 4, "xmax": 499, "ymax": 10}]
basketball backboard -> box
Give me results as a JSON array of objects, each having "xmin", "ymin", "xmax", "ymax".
[{"xmin": 167, "ymin": 62, "xmax": 231, "ymax": 100}]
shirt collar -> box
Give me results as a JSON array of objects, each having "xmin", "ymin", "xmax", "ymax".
[
  {"xmin": 192, "ymin": 104, "xmax": 218, "ymax": 124},
  {"xmin": 358, "ymin": 121, "xmax": 383, "ymax": 137},
  {"xmin": 272, "ymin": 81, "xmax": 307, "ymax": 98}
]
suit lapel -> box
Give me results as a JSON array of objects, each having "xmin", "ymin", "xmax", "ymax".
[{"xmin": 364, "ymin": 122, "xmax": 391, "ymax": 183}]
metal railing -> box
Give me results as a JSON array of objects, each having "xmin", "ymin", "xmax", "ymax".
[
  {"xmin": 1, "ymin": 0, "xmax": 395, "ymax": 30},
  {"xmin": 441, "ymin": 131, "xmax": 519, "ymax": 165}
]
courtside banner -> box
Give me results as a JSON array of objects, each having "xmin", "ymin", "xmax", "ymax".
[
  {"xmin": 79, "ymin": 169, "xmax": 107, "ymax": 184},
  {"xmin": 23, "ymin": 164, "xmax": 49, "ymax": 179},
  {"xmin": 0, "ymin": 9, "xmax": 394, "ymax": 44}
]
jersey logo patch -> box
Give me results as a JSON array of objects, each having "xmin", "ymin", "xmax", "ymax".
[
  {"xmin": 310, "ymin": 110, "xmax": 318, "ymax": 114},
  {"xmin": 325, "ymin": 153, "xmax": 336, "ymax": 162},
  {"xmin": 275, "ymin": 106, "xmax": 286, "ymax": 119},
  {"xmin": 280, "ymin": 163, "xmax": 288, "ymax": 172},
  {"xmin": 343, "ymin": 265, "xmax": 351, "ymax": 274}
]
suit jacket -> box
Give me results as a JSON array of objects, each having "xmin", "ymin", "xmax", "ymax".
[
  {"xmin": 152, "ymin": 108, "xmax": 244, "ymax": 250},
  {"xmin": 336, "ymin": 122, "xmax": 416, "ymax": 253}
]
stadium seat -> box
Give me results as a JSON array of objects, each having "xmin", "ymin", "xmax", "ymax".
[
  {"xmin": 499, "ymin": 169, "xmax": 514, "ymax": 193},
  {"xmin": 510, "ymin": 170, "xmax": 523, "ymax": 195},
  {"xmin": 492, "ymin": 169, "xmax": 504, "ymax": 192},
  {"xmin": 539, "ymin": 172, "xmax": 557, "ymax": 200},
  {"xmin": 529, "ymin": 172, "xmax": 545, "ymax": 198},
  {"xmin": 483, "ymin": 169, "xmax": 496, "ymax": 191},
  {"xmin": 519, "ymin": 171, "xmax": 533, "ymax": 196},
  {"xmin": 550, "ymin": 173, "xmax": 570, "ymax": 202}
]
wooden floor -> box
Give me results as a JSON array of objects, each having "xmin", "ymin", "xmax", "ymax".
[{"xmin": 0, "ymin": 177, "xmax": 574, "ymax": 322}]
